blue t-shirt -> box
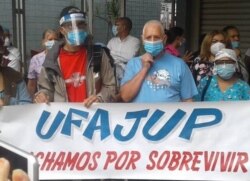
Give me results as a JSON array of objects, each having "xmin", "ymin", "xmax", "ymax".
[
  {"xmin": 121, "ymin": 53, "xmax": 198, "ymax": 102},
  {"xmin": 195, "ymin": 75, "xmax": 250, "ymax": 101}
]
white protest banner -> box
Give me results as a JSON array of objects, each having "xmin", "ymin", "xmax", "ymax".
[{"xmin": 0, "ymin": 101, "xmax": 249, "ymax": 180}]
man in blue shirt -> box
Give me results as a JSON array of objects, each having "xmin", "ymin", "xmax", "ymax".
[{"xmin": 120, "ymin": 20, "xmax": 197, "ymax": 102}]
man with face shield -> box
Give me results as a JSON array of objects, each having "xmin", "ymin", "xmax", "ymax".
[
  {"xmin": 60, "ymin": 11, "xmax": 88, "ymax": 46},
  {"xmin": 35, "ymin": 6, "xmax": 116, "ymax": 107},
  {"xmin": 195, "ymin": 48, "xmax": 250, "ymax": 101},
  {"xmin": 120, "ymin": 20, "xmax": 197, "ymax": 102}
]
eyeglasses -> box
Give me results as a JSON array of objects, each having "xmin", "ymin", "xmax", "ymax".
[{"xmin": 215, "ymin": 59, "xmax": 235, "ymax": 65}]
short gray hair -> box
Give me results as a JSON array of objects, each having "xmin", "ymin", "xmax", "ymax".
[{"xmin": 142, "ymin": 20, "xmax": 164, "ymax": 35}]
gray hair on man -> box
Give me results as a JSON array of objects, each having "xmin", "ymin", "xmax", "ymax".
[{"xmin": 142, "ymin": 20, "xmax": 165, "ymax": 35}]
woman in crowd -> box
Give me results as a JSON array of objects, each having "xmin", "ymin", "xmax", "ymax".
[
  {"xmin": 27, "ymin": 29, "xmax": 58, "ymax": 98},
  {"xmin": 195, "ymin": 48, "xmax": 250, "ymax": 101},
  {"xmin": 190, "ymin": 30, "xmax": 230, "ymax": 84}
]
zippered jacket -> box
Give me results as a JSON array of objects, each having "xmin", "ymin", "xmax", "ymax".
[{"xmin": 37, "ymin": 40, "xmax": 116, "ymax": 102}]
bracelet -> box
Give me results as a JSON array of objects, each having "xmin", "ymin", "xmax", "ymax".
[{"xmin": 0, "ymin": 90, "xmax": 5, "ymax": 99}]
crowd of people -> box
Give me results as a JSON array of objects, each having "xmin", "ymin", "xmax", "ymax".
[
  {"xmin": 1, "ymin": 5, "xmax": 250, "ymax": 180},
  {"xmin": 0, "ymin": 6, "xmax": 249, "ymax": 107}
]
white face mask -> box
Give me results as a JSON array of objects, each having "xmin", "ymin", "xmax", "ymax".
[
  {"xmin": 210, "ymin": 42, "xmax": 225, "ymax": 55},
  {"xmin": 4, "ymin": 37, "xmax": 10, "ymax": 47}
]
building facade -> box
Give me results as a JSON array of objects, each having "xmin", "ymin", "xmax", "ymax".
[{"xmin": 1, "ymin": 0, "xmax": 250, "ymax": 73}]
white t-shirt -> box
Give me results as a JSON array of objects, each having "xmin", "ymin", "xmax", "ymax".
[
  {"xmin": 3, "ymin": 46, "xmax": 21, "ymax": 72},
  {"xmin": 107, "ymin": 35, "xmax": 140, "ymax": 82}
]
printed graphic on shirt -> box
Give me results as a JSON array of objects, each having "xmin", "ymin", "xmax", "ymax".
[
  {"xmin": 146, "ymin": 69, "xmax": 171, "ymax": 91},
  {"xmin": 65, "ymin": 72, "xmax": 86, "ymax": 87}
]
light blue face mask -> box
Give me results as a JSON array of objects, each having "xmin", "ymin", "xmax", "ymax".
[
  {"xmin": 231, "ymin": 41, "xmax": 240, "ymax": 49},
  {"xmin": 44, "ymin": 40, "xmax": 55, "ymax": 49},
  {"xmin": 112, "ymin": 25, "xmax": 118, "ymax": 36},
  {"xmin": 66, "ymin": 30, "xmax": 88, "ymax": 46},
  {"xmin": 214, "ymin": 63, "xmax": 236, "ymax": 80},
  {"xmin": 144, "ymin": 40, "xmax": 164, "ymax": 57}
]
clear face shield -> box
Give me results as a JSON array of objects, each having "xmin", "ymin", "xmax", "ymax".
[{"xmin": 60, "ymin": 13, "xmax": 88, "ymax": 46}]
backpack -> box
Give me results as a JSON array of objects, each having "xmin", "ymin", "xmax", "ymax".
[
  {"xmin": 87, "ymin": 44, "xmax": 118, "ymax": 93},
  {"xmin": 88, "ymin": 44, "xmax": 115, "ymax": 73}
]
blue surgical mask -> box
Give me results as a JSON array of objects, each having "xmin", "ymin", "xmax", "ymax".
[
  {"xmin": 66, "ymin": 30, "xmax": 88, "ymax": 46},
  {"xmin": 144, "ymin": 40, "xmax": 164, "ymax": 57},
  {"xmin": 44, "ymin": 40, "xmax": 55, "ymax": 49},
  {"xmin": 231, "ymin": 41, "xmax": 240, "ymax": 49},
  {"xmin": 214, "ymin": 63, "xmax": 236, "ymax": 80},
  {"xmin": 112, "ymin": 25, "xmax": 118, "ymax": 36}
]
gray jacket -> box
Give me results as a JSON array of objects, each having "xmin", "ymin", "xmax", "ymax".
[{"xmin": 37, "ymin": 41, "xmax": 116, "ymax": 102}]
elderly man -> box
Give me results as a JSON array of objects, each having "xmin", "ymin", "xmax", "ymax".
[
  {"xmin": 35, "ymin": 6, "xmax": 116, "ymax": 107},
  {"xmin": 107, "ymin": 17, "xmax": 140, "ymax": 86},
  {"xmin": 120, "ymin": 20, "xmax": 197, "ymax": 102}
]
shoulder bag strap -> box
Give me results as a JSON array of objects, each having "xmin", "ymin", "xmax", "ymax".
[{"xmin": 201, "ymin": 76, "xmax": 212, "ymax": 101}]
